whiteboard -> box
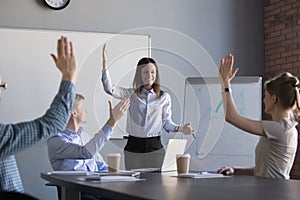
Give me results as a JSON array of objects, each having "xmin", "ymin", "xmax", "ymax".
[
  {"xmin": 182, "ymin": 77, "xmax": 262, "ymax": 171},
  {"xmin": 0, "ymin": 27, "xmax": 150, "ymax": 139}
]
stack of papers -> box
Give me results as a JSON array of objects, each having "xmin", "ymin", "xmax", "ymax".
[
  {"xmin": 47, "ymin": 170, "xmax": 145, "ymax": 182},
  {"xmin": 96, "ymin": 170, "xmax": 140, "ymax": 177},
  {"xmin": 47, "ymin": 171, "xmax": 89, "ymax": 175},
  {"xmin": 178, "ymin": 173, "xmax": 227, "ymax": 179},
  {"xmin": 47, "ymin": 170, "xmax": 140, "ymax": 177},
  {"xmin": 85, "ymin": 175, "xmax": 144, "ymax": 182}
]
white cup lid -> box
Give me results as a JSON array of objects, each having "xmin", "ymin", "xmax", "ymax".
[
  {"xmin": 107, "ymin": 153, "xmax": 121, "ymax": 157},
  {"xmin": 176, "ymin": 154, "xmax": 190, "ymax": 158}
]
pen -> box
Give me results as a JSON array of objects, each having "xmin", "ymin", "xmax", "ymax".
[
  {"xmin": 199, "ymin": 170, "xmax": 216, "ymax": 174},
  {"xmin": 207, "ymin": 170, "xmax": 216, "ymax": 173},
  {"xmin": 192, "ymin": 133, "xmax": 196, "ymax": 139}
]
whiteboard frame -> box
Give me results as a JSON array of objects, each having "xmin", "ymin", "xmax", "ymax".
[
  {"xmin": 183, "ymin": 76, "xmax": 262, "ymax": 123},
  {"xmin": 183, "ymin": 76, "xmax": 262, "ymax": 170}
]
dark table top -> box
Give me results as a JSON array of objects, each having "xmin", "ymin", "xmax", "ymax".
[{"xmin": 41, "ymin": 172, "xmax": 300, "ymax": 200}]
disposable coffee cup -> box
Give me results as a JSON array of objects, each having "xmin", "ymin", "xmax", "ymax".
[
  {"xmin": 176, "ymin": 154, "xmax": 190, "ymax": 174},
  {"xmin": 107, "ymin": 153, "xmax": 121, "ymax": 173}
]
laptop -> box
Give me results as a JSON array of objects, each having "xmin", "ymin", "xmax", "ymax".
[{"xmin": 131, "ymin": 139, "xmax": 187, "ymax": 173}]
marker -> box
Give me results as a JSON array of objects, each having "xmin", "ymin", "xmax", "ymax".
[
  {"xmin": 207, "ymin": 170, "xmax": 216, "ymax": 173},
  {"xmin": 192, "ymin": 133, "xmax": 196, "ymax": 139}
]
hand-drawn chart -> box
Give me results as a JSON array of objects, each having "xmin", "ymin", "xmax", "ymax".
[{"xmin": 182, "ymin": 77, "xmax": 262, "ymax": 171}]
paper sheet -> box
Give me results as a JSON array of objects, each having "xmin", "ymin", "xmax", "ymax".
[
  {"xmin": 85, "ymin": 175, "xmax": 145, "ymax": 182},
  {"xmin": 48, "ymin": 171, "xmax": 89, "ymax": 175},
  {"xmin": 178, "ymin": 173, "xmax": 227, "ymax": 179}
]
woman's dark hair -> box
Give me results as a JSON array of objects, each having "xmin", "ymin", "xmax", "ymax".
[
  {"xmin": 132, "ymin": 57, "xmax": 163, "ymax": 99},
  {"xmin": 265, "ymin": 72, "xmax": 300, "ymax": 118}
]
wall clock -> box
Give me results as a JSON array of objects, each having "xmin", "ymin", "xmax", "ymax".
[{"xmin": 43, "ymin": 0, "xmax": 70, "ymax": 10}]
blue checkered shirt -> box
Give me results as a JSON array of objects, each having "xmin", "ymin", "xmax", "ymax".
[
  {"xmin": 0, "ymin": 80, "xmax": 75, "ymax": 192},
  {"xmin": 47, "ymin": 125, "xmax": 112, "ymax": 172}
]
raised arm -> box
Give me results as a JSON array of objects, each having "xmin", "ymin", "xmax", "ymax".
[
  {"xmin": 0, "ymin": 36, "xmax": 77, "ymax": 159},
  {"xmin": 219, "ymin": 54, "xmax": 265, "ymax": 136},
  {"xmin": 85, "ymin": 99, "xmax": 130, "ymax": 155},
  {"xmin": 102, "ymin": 43, "xmax": 108, "ymax": 72},
  {"xmin": 48, "ymin": 99, "xmax": 130, "ymax": 160},
  {"xmin": 106, "ymin": 98, "xmax": 130, "ymax": 128},
  {"xmin": 101, "ymin": 43, "xmax": 133, "ymax": 99}
]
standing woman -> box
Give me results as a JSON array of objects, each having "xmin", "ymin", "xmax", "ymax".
[
  {"xmin": 217, "ymin": 54, "xmax": 300, "ymax": 179},
  {"xmin": 101, "ymin": 44, "xmax": 194, "ymax": 170}
]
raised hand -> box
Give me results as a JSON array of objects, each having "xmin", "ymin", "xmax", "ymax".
[
  {"xmin": 106, "ymin": 98, "xmax": 130, "ymax": 128},
  {"xmin": 102, "ymin": 43, "xmax": 108, "ymax": 71},
  {"xmin": 219, "ymin": 54, "xmax": 239, "ymax": 85},
  {"xmin": 51, "ymin": 36, "xmax": 77, "ymax": 83}
]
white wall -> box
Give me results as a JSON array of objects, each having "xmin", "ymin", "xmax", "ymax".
[
  {"xmin": 0, "ymin": 27, "xmax": 149, "ymax": 199},
  {"xmin": 0, "ymin": 0, "xmax": 264, "ymax": 199}
]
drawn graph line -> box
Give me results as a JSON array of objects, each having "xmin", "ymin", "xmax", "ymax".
[{"xmin": 193, "ymin": 89, "xmax": 247, "ymax": 158}]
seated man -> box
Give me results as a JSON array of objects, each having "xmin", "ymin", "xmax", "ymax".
[{"xmin": 47, "ymin": 93, "xmax": 129, "ymax": 172}]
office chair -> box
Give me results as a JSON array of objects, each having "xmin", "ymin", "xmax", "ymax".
[{"xmin": 0, "ymin": 191, "xmax": 38, "ymax": 200}]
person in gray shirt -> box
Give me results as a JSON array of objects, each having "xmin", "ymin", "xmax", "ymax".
[{"xmin": 217, "ymin": 54, "xmax": 299, "ymax": 179}]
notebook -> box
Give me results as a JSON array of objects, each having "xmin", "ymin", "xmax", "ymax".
[
  {"xmin": 131, "ymin": 139, "xmax": 187, "ymax": 173},
  {"xmin": 85, "ymin": 175, "xmax": 144, "ymax": 182}
]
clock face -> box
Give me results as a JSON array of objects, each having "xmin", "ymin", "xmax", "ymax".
[{"xmin": 44, "ymin": 0, "xmax": 70, "ymax": 10}]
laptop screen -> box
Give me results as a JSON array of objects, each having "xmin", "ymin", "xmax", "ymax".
[
  {"xmin": 161, "ymin": 139, "xmax": 187, "ymax": 172},
  {"xmin": 130, "ymin": 139, "xmax": 187, "ymax": 173}
]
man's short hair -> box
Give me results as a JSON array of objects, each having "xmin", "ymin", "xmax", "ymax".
[
  {"xmin": 74, "ymin": 93, "xmax": 85, "ymax": 109},
  {"xmin": 75, "ymin": 93, "xmax": 85, "ymax": 101}
]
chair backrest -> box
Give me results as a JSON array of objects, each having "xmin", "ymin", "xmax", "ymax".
[
  {"xmin": 45, "ymin": 183, "xmax": 61, "ymax": 200},
  {"xmin": 0, "ymin": 191, "xmax": 38, "ymax": 200}
]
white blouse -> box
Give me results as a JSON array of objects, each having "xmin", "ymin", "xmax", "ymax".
[{"xmin": 102, "ymin": 70, "xmax": 178, "ymax": 138}]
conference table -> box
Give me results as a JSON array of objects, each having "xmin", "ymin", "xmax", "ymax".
[{"xmin": 41, "ymin": 172, "xmax": 300, "ymax": 200}]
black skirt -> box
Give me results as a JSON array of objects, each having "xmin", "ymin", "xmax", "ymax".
[{"xmin": 124, "ymin": 135, "xmax": 163, "ymax": 153}]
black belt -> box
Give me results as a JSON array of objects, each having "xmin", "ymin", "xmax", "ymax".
[{"xmin": 124, "ymin": 135, "xmax": 163, "ymax": 153}]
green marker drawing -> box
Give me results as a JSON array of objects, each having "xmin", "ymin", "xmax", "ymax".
[{"xmin": 215, "ymin": 100, "xmax": 223, "ymax": 113}]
